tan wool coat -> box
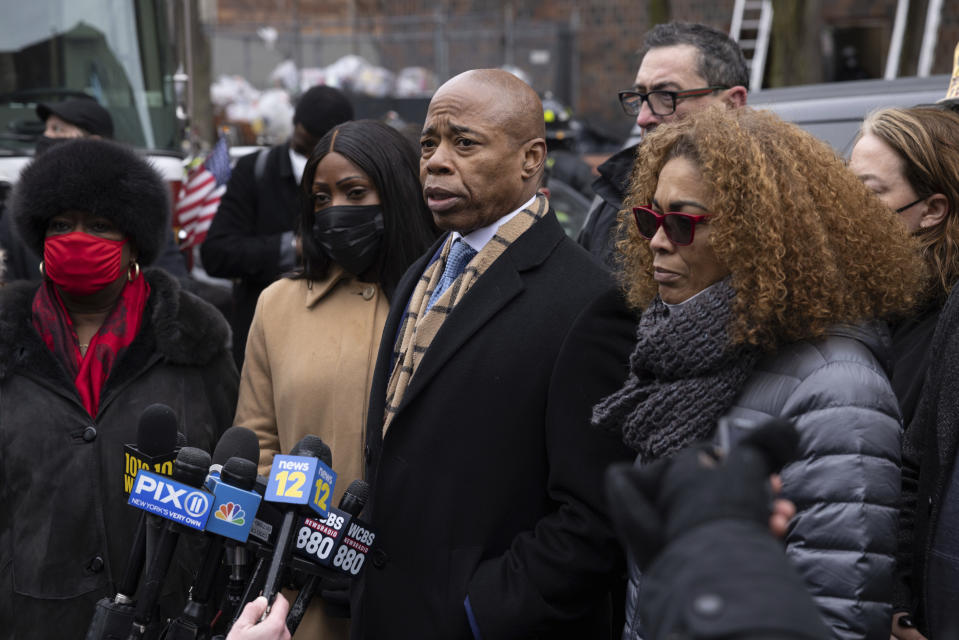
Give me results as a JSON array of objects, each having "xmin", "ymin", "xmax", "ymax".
[{"xmin": 234, "ymin": 266, "xmax": 389, "ymax": 640}]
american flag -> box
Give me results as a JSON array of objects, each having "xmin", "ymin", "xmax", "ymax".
[{"xmin": 174, "ymin": 137, "xmax": 231, "ymax": 249}]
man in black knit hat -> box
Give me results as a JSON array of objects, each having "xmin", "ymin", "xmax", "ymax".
[{"xmin": 201, "ymin": 85, "xmax": 354, "ymax": 367}]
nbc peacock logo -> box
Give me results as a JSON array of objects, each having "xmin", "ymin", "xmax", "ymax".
[{"xmin": 214, "ymin": 502, "xmax": 246, "ymax": 526}]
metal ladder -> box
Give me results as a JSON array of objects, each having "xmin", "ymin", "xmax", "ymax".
[
  {"xmin": 730, "ymin": 0, "xmax": 773, "ymax": 91},
  {"xmin": 885, "ymin": 0, "xmax": 945, "ymax": 79}
]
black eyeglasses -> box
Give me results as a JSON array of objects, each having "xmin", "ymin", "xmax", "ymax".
[
  {"xmin": 617, "ymin": 86, "xmax": 728, "ymax": 117},
  {"xmin": 895, "ymin": 196, "xmax": 925, "ymax": 214},
  {"xmin": 632, "ymin": 206, "xmax": 713, "ymax": 246}
]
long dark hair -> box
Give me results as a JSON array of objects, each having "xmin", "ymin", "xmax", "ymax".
[{"xmin": 294, "ymin": 119, "xmax": 438, "ymax": 299}]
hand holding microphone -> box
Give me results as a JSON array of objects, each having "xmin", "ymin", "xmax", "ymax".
[
  {"xmin": 227, "ymin": 595, "xmax": 291, "ymax": 640},
  {"xmin": 604, "ymin": 418, "xmax": 831, "ymax": 640},
  {"xmin": 605, "ymin": 417, "xmax": 800, "ymax": 571}
]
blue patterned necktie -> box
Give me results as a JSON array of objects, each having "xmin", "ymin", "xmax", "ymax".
[{"xmin": 427, "ymin": 238, "xmax": 477, "ymax": 310}]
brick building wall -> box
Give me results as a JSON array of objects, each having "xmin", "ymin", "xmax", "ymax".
[{"xmin": 213, "ymin": 0, "xmax": 958, "ymax": 141}]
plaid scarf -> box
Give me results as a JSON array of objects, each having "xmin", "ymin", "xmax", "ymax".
[
  {"xmin": 383, "ymin": 195, "xmax": 548, "ymax": 434},
  {"xmin": 32, "ymin": 276, "xmax": 150, "ymax": 417}
]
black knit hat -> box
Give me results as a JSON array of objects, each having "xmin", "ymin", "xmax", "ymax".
[
  {"xmin": 36, "ymin": 97, "xmax": 114, "ymax": 138},
  {"xmin": 293, "ymin": 85, "xmax": 354, "ymax": 138},
  {"xmin": 11, "ymin": 138, "xmax": 170, "ymax": 265}
]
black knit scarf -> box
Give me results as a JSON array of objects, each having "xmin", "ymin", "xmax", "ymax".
[{"xmin": 592, "ymin": 279, "xmax": 760, "ymax": 462}]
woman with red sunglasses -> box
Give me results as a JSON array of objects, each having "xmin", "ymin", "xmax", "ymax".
[{"xmin": 593, "ymin": 106, "xmax": 923, "ymax": 640}]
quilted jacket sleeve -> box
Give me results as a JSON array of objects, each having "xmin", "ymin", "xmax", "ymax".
[{"xmin": 776, "ymin": 337, "xmax": 901, "ymax": 640}]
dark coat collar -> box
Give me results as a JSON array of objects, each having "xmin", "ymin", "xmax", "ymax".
[
  {"xmin": 0, "ymin": 268, "xmax": 231, "ymax": 384},
  {"xmin": 591, "ymin": 144, "xmax": 638, "ymax": 210}
]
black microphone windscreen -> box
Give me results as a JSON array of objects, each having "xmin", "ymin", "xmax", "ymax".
[
  {"xmin": 173, "ymin": 447, "xmax": 212, "ymax": 487},
  {"xmin": 176, "ymin": 431, "xmax": 187, "ymax": 447},
  {"xmin": 339, "ymin": 479, "xmax": 370, "ymax": 516},
  {"xmin": 290, "ymin": 434, "xmax": 332, "ymax": 467},
  {"xmin": 221, "ymin": 456, "xmax": 258, "ymax": 491},
  {"xmin": 212, "ymin": 426, "xmax": 260, "ymax": 467},
  {"xmin": 136, "ymin": 404, "xmax": 179, "ymax": 457}
]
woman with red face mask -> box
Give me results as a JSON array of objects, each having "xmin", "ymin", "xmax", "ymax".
[{"xmin": 0, "ymin": 138, "xmax": 238, "ymax": 637}]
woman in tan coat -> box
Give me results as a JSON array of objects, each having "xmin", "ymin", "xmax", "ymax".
[{"xmin": 233, "ymin": 119, "xmax": 437, "ymax": 639}]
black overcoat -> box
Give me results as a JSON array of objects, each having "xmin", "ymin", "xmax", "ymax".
[
  {"xmin": 896, "ymin": 285, "xmax": 959, "ymax": 634},
  {"xmin": 201, "ymin": 143, "xmax": 300, "ymax": 365},
  {"xmin": 352, "ymin": 210, "xmax": 636, "ymax": 639},
  {"xmin": 0, "ymin": 269, "xmax": 238, "ymax": 637}
]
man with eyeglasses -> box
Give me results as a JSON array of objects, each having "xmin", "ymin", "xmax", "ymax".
[{"xmin": 577, "ymin": 22, "xmax": 748, "ymax": 265}]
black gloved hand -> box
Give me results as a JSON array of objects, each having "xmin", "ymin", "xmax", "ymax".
[
  {"xmin": 605, "ymin": 417, "xmax": 799, "ymax": 571},
  {"xmin": 320, "ymin": 574, "xmax": 351, "ymax": 618}
]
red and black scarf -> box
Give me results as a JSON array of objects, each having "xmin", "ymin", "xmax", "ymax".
[{"xmin": 31, "ymin": 277, "xmax": 151, "ymax": 417}]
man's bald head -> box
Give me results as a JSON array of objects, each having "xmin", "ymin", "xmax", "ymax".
[
  {"xmin": 419, "ymin": 69, "xmax": 548, "ymax": 233},
  {"xmin": 437, "ymin": 69, "xmax": 546, "ymax": 145}
]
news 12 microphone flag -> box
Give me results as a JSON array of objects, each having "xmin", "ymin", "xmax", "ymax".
[
  {"xmin": 265, "ymin": 453, "xmax": 337, "ymax": 518},
  {"xmin": 173, "ymin": 136, "xmax": 230, "ymax": 249}
]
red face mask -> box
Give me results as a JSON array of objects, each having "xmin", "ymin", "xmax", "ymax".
[{"xmin": 43, "ymin": 231, "xmax": 127, "ymax": 296}]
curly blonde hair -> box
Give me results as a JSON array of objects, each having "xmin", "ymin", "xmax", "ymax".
[
  {"xmin": 860, "ymin": 106, "xmax": 959, "ymax": 302},
  {"xmin": 617, "ymin": 106, "xmax": 924, "ymax": 350}
]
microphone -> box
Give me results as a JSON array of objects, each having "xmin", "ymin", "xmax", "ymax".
[
  {"xmin": 123, "ymin": 404, "xmax": 181, "ymax": 495},
  {"xmin": 121, "ymin": 406, "xmax": 183, "ymax": 598},
  {"xmin": 128, "ymin": 447, "xmax": 213, "ymax": 639},
  {"xmin": 165, "ymin": 455, "xmax": 261, "ymax": 639},
  {"xmin": 200, "ymin": 427, "xmax": 263, "ymax": 627},
  {"xmin": 86, "ymin": 405, "xmax": 182, "ymax": 640},
  {"xmin": 206, "ymin": 426, "xmax": 260, "ymax": 486},
  {"xmin": 290, "ymin": 479, "xmax": 369, "ymax": 571},
  {"xmin": 286, "ymin": 479, "xmax": 370, "ymax": 633},
  {"xmin": 338, "ymin": 480, "xmax": 370, "ymax": 517},
  {"xmin": 260, "ymin": 435, "xmax": 335, "ymax": 611},
  {"xmin": 225, "ymin": 476, "xmax": 285, "ymax": 630}
]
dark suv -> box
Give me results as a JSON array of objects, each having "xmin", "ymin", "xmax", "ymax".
[{"xmin": 750, "ymin": 74, "xmax": 951, "ymax": 155}]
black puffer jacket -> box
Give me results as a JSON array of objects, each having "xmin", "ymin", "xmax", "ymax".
[
  {"xmin": 0, "ymin": 269, "xmax": 238, "ymax": 638},
  {"xmin": 623, "ymin": 324, "xmax": 901, "ymax": 640}
]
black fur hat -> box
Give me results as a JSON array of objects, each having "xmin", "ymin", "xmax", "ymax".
[{"xmin": 12, "ymin": 138, "xmax": 170, "ymax": 266}]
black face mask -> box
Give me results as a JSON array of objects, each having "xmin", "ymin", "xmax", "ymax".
[
  {"xmin": 312, "ymin": 205, "xmax": 385, "ymax": 277},
  {"xmin": 34, "ymin": 135, "xmax": 70, "ymax": 157}
]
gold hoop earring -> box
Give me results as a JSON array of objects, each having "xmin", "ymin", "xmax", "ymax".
[
  {"xmin": 127, "ymin": 261, "xmax": 140, "ymax": 281},
  {"xmin": 38, "ymin": 261, "xmax": 45, "ymax": 278}
]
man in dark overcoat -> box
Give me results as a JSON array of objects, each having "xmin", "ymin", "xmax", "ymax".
[{"xmin": 352, "ymin": 69, "xmax": 636, "ymax": 639}]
